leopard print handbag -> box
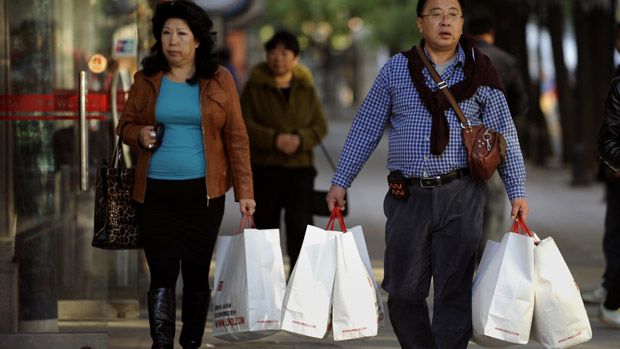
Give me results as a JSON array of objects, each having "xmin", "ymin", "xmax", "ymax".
[{"xmin": 92, "ymin": 135, "xmax": 142, "ymax": 249}]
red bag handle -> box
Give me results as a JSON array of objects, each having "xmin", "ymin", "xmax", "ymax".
[
  {"xmin": 510, "ymin": 214, "xmax": 539, "ymax": 243},
  {"xmin": 238, "ymin": 213, "xmax": 256, "ymax": 233},
  {"xmin": 326, "ymin": 207, "xmax": 348, "ymax": 232}
]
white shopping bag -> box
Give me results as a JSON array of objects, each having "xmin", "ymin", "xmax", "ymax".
[
  {"xmin": 349, "ymin": 225, "xmax": 385, "ymax": 329},
  {"xmin": 212, "ymin": 216, "xmax": 286, "ymax": 341},
  {"xmin": 532, "ymin": 237, "xmax": 592, "ymax": 348},
  {"xmin": 472, "ymin": 230, "xmax": 536, "ymax": 347},
  {"xmin": 281, "ymin": 224, "xmax": 338, "ymax": 338},
  {"xmin": 332, "ymin": 229, "xmax": 379, "ymax": 340}
]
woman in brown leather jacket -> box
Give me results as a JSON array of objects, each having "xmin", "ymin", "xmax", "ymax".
[{"xmin": 116, "ymin": 2, "xmax": 254, "ymax": 348}]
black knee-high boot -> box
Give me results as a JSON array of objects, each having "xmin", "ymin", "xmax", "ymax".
[
  {"xmin": 179, "ymin": 288, "xmax": 210, "ymax": 349},
  {"xmin": 148, "ymin": 288, "xmax": 176, "ymax": 349}
]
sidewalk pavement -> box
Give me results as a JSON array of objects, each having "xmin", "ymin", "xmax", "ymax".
[{"xmin": 108, "ymin": 120, "xmax": 620, "ymax": 348}]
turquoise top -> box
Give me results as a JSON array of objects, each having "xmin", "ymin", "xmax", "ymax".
[{"xmin": 148, "ymin": 76, "xmax": 205, "ymax": 180}]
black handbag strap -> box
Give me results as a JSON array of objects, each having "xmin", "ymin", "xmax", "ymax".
[
  {"xmin": 318, "ymin": 142, "xmax": 337, "ymax": 171},
  {"xmin": 111, "ymin": 123, "xmax": 130, "ymax": 169},
  {"xmin": 309, "ymin": 127, "xmax": 337, "ymax": 171},
  {"xmin": 414, "ymin": 46, "xmax": 470, "ymax": 128}
]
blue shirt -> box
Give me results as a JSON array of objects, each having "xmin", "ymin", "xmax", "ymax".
[
  {"xmin": 148, "ymin": 76, "xmax": 205, "ymax": 180},
  {"xmin": 331, "ymin": 45, "xmax": 526, "ymax": 200}
]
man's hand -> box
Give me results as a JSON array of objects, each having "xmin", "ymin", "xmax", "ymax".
[
  {"xmin": 239, "ymin": 199, "xmax": 256, "ymax": 216},
  {"xmin": 510, "ymin": 197, "xmax": 529, "ymax": 222},
  {"xmin": 275, "ymin": 133, "xmax": 301, "ymax": 155},
  {"xmin": 326, "ymin": 184, "xmax": 347, "ymax": 213}
]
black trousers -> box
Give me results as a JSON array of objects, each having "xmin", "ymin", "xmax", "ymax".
[
  {"xmin": 382, "ymin": 175, "xmax": 486, "ymax": 349},
  {"xmin": 252, "ymin": 165, "xmax": 314, "ymax": 270},
  {"xmin": 604, "ymin": 178, "xmax": 620, "ymax": 309},
  {"xmin": 139, "ymin": 178, "xmax": 225, "ymax": 292}
]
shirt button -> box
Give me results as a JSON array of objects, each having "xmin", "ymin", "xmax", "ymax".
[{"xmin": 424, "ymin": 155, "xmax": 429, "ymax": 160}]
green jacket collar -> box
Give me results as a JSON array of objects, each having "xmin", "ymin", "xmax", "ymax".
[{"xmin": 248, "ymin": 62, "xmax": 314, "ymax": 89}]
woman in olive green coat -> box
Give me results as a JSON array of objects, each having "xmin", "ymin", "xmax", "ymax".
[{"xmin": 241, "ymin": 30, "xmax": 327, "ymax": 271}]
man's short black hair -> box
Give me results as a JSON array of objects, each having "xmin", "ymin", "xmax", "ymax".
[
  {"xmin": 466, "ymin": 13, "xmax": 495, "ymax": 36},
  {"xmin": 264, "ymin": 30, "xmax": 300, "ymax": 56},
  {"xmin": 416, "ymin": 0, "xmax": 465, "ymax": 17}
]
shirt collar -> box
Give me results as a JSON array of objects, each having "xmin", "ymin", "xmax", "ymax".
[{"xmin": 422, "ymin": 43, "xmax": 466, "ymax": 68}]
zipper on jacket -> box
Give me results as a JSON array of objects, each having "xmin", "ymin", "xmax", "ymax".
[
  {"xmin": 200, "ymin": 80, "xmax": 209, "ymax": 204},
  {"xmin": 144, "ymin": 76, "xmax": 160, "ymax": 186}
]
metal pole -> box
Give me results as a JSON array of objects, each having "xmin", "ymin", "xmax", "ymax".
[{"xmin": 79, "ymin": 71, "xmax": 88, "ymax": 191}]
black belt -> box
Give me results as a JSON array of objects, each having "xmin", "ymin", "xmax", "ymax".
[{"xmin": 405, "ymin": 168, "xmax": 469, "ymax": 188}]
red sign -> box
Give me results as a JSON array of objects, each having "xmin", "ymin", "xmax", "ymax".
[{"xmin": 0, "ymin": 92, "xmax": 123, "ymax": 121}]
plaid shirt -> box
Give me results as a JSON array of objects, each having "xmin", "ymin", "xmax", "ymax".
[{"xmin": 331, "ymin": 45, "xmax": 526, "ymax": 200}]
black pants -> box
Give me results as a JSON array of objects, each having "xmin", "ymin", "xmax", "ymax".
[
  {"xmin": 147, "ymin": 257, "xmax": 210, "ymax": 292},
  {"xmin": 604, "ymin": 178, "xmax": 620, "ymax": 309},
  {"xmin": 382, "ymin": 175, "xmax": 486, "ymax": 349},
  {"xmin": 252, "ymin": 165, "xmax": 314, "ymax": 270},
  {"xmin": 139, "ymin": 178, "xmax": 225, "ymax": 291}
]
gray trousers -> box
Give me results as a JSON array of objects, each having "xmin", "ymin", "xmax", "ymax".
[{"xmin": 382, "ymin": 175, "xmax": 486, "ymax": 349}]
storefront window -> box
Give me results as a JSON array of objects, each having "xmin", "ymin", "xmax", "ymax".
[{"xmin": 1, "ymin": 0, "xmax": 143, "ymax": 337}]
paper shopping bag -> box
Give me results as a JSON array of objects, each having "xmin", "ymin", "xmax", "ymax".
[
  {"xmin": 532, "ymin": 237, "xmax": 592, "ymax": 348},
  {"xmin": 349, "ymin": 225, "xmax": 385, "ymax": 329},
  {"xmin": 212, "ymin": 216, "xmax": 286, "ymax": 341},
  {"xmin": 332, "ymin": 228, "xmax": 379, "ymax": 340},
  {"xmin": 281, "ymin": 224, "xmax": 338, "ymax": 338},
  {"xmin": 472, "ymin": 231, "xmax": 536, "ymax": 347}
]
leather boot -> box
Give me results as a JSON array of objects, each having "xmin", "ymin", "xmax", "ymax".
[
  {"xmin": 179, "ymin": 288, "xmax": 210, "ymax": 349},
  {"xmin": 148, "ymin": 288, "xmax": 176, "ymax": 349}
]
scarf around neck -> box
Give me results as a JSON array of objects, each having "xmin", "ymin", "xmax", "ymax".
[{"xmin": 402, "ymin": 37, "xmax": 504, "ymax": 155}]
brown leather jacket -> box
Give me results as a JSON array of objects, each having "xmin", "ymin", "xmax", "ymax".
[{"xmin": 116, "ymin": 67, "xmax": 253, "ymax": 203}]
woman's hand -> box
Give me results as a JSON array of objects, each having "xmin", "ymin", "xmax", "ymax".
[
  {"xmin": 275, "ymin": 133, "xmax": 301, "ymax": 155},
  {"xmin": 239, "ymin": 199, "xmax": 256, "ymax": 216},
  {"xmin": 139, "ymin": 125, "xmax": 157, "ymax": 149}
]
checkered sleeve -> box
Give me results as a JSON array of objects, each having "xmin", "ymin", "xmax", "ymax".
[
  {"xmin": 331, "ymin": 63, "xmax": 392, "ymax": 188},
  {"xmin": 479, "ymin": 86, "xmax": 527, "ymax": 200}
]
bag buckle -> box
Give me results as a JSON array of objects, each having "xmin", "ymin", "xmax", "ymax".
[{"xmin": 460, "ymin": 120, "xmax": 472, "ymax": 129}]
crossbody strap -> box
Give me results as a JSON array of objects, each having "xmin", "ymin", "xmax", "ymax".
[
  {"xmin": 414, "ymin": 46, "xmax": 470, "ymax": 128},
  {"xmin": 310, "ymin": 128, "xmax": 337, "ymax": 171},
  {"xmin": 318, "ymin": 142, "xmax": 337, "ymax": 171}
]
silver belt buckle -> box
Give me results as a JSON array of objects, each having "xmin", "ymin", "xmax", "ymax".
[{"xmin": 420, "ymin": 175, "xmax": 441, "ymax": 188}]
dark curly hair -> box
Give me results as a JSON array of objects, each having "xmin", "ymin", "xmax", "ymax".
[{"xmin": 142, "ymin": 0, "xmax": 217, "ymax": 84}]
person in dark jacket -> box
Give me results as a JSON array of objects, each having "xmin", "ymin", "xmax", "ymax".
[
  {"xmin": 116, "ymin": 1, "xmax": 255, "ymax": 348},
  {"xmin": 598, "ymin": 75, "xmax": 620, "ymax": 328},
  {"xmin": 583, "ymin": 24, "xmax": 620, "ymax": 305},
  {"xmin": 467, "ymin": 13, "xmax": 530, "ymax": 259},
  {"xmin": 241, "ymin": 30, "xmax": 328, "ymax": 272}
]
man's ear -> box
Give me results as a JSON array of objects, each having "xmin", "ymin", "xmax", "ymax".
[{"xmin": 416, "ymin": 17, "xmax": 423, "ymax": 34}]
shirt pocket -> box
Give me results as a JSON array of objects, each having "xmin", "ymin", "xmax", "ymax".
[
  {"xmin": 459, "ymin": 96, "xmax": 484, "ymax": 126},
  {"xmin": 391, "ymin": 86, "xmax": 421, "ymax": 128}
]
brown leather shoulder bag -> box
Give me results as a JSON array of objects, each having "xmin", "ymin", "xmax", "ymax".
[{"xmin": 415, "ymin": 46, "xmax": 506, "ymax": 182}]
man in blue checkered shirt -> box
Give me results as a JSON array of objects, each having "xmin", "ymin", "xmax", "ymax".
[{"xmin": 326, "ymin": 0, "xmax": 528, "ymax": 347}]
